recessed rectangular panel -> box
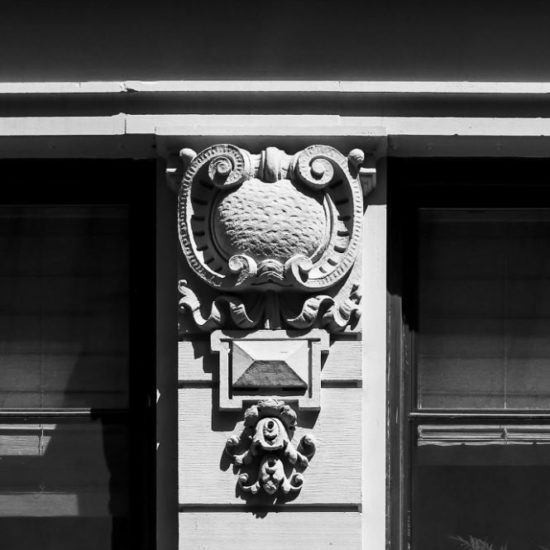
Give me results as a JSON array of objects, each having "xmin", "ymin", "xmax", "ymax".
[
  {"xmin": 212, "ymin": 330, "xmax": 328, "ymax": 410},
  {"xmin": 231, "ymin": 339, "xmax": 309, "ymax": 389}
]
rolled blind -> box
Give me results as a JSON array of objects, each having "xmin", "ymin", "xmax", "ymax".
[
  {"xmin": 0, "ymin": 206, "xmax": 129, "ymax": 409},
  {"xmin": 0, "ymin": 204, "xmax": 131, "ymax": 549},
  {"xmin": 417, "ymin": 209, "xmax": 550, "ymax": 410}
]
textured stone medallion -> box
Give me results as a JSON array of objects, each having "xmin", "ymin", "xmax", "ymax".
[{"xmin": 212, "ymin": 178, "xmax": 328, "ymax": 264}]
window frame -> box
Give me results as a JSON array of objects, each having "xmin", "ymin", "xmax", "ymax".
[
  {"xmin": 0, "ymin": 159, "xmax": 157, "ymax": 550},
  {"xmin": 388, "ymin": 157, "xmax": 550, "ymax": 549}
]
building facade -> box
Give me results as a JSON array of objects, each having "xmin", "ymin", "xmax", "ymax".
[{"xmin": 2, "ymin": 2, "xmax": 550, "ymax": 549}]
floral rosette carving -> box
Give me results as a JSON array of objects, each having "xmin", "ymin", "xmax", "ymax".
[{"xmin": 225, "ymin": 399, "xmax": 315, "ymax": 497}]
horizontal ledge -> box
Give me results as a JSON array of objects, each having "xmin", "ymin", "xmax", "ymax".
[
  {"xmin": 5, "ymin": 115, "xmax": 550, "ymax": 137},
  {"xmin": 4, "ymin": 117, "xmax": 550, "ymax": 157},
  {"xmin": 3, "ymin": 81, "xmax": 550, "ymax": 96},
  {"xmin": 154, "ymin": 115, "xmax": 550, "ymax": 137},
  {"xmin": 2, "ymin": 82, "xmax": 550, "ymax": 129},
  {"xmin": 410, "ymin": 412, "xmax": 550, "ymax": 418},
  {"xmin": 177, "ymin": 381, "xmax": 361, "ymax": 389},
  {"xmin": 0, "ymin": 408, "xmax": 128, "ymax": 418},
  {"xmin": 179, "ymin": 503, "xmax": 360, "ymax": 512},
  {"xmin": 418, "ymin": 424, "xmax": 550, "ymax": 445}
]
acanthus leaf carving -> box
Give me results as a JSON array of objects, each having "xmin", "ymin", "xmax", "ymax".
[
  {"xmin": 281, "ymin": 283, "xmax": 361, "ymax": 331},
  {"xmin": 178, "ymin": 281, "xmax": 262, "ymax": 330},
  {"xmin": 225, "ymin": 399, "xmax": 315, "ymax": 497},
  {"xmin": 178, "ymin": 280, "xmax": 361, "ymax": 332}
]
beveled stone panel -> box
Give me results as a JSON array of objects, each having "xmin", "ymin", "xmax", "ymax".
[{"xmin": 211, "ymin": 330, "xmax": 329, "ymax": 410}]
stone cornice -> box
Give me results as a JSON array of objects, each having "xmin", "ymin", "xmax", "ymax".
[
  {"xmin": 3, "ymin": 115, "xmax": 550, "ymax": 158},
  {"xmin": 0, "ymin": 79, "xmax": 550, "ymax": 157},
  {"xmin": 3, "ymin": 80, "xmax": 550, "ymax": 95},
  {"xmin": 1, "ymin": 81, "xmax": 550, "ymax": 121}
]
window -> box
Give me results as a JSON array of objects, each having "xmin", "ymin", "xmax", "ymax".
[
  {"xmin": 0, "ymin": 161, "xmax": 155, "ymax": 550},
  {"xmin": 389, "ymin": 160, "xmax": 550, "ymax": 550}
]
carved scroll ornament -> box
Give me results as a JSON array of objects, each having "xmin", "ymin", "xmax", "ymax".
[
  {"xmin": 225, "ymin": 399, "xmax": 315, "ymax": 497},
  {"xmin": 176, "ymin": 144, "xmax": 373, "ymax": 332}
]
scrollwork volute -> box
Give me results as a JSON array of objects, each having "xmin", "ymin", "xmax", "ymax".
[{"xmin": 175, "ymin": 143, "xmax": 373, "ymax": 332}]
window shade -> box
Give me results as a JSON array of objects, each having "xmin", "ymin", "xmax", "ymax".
[
  {"xmin": 0, "ymin": 206, "xmax": 129, "ymax": 409},
  {"xmin": 417, "ymin": 209, "xmax": 550, "ymax": 410}
]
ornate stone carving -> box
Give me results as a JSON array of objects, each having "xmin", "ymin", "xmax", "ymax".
[
  {"xmin": 175, "ymin": 143, "xmax": 373, "ymax": 332},
  {"xmin": 225, "ymin": 399, "xmax": 315, "ymax": 497},
  {"xmin": 178, "ymin": 281, "xmax": 361, "ymax": 332}
]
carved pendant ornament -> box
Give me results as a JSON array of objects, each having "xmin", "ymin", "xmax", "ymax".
[
  {"xmin": 225, "ymin": 399, "xmax": 316, "ymax": 497},
  {"xmin": 176, "ymin": 144, "xmax": 374, "ymax": 332}
]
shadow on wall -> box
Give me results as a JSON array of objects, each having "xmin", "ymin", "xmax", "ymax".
[
  {"xmin": 1, "ymin": 0, "xmax": 550, "ymax": 81},
  {"xmin": 0, "ymin": 210, "xmax": 131, "ymax": 550}
]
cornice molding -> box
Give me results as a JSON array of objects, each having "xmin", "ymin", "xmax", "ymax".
[
  {"xmin": 3, "ymin": 115, "xmax": 550, "ymax": 159},
  {"xmin": 3, "ymin": 80, "xmax": 550, "ymax": 95},
  {"xmin": 1, "ymin": 80, "xmax": 550, "ymax": 126}
]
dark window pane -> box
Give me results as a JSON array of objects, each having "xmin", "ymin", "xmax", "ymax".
[
  {"xmin": 0, "ymin": 420, "xmax": 128, "ymax": 505},
  {"xmin": 0, "ymin": 418, "xmax": 129, "ymax": 549},
  {"xmin": 0, "ymin": 206, "xmax": 129, "ymax": 409},
  {"xmin": 417, "ymin": 209, "xmax": 550, "ymax": 410},
  {"xmin": 0, "ymin": 204, "xmax": 132, "ymax": 549},
  {"xmin": 0, "ymin": 518, "xmax": 129, "ymax": 550},
  {"xmin": 413, "ymin": 444, "xmax": 550, "ymax": 550}
]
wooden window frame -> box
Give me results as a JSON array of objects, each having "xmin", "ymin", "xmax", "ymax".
[
  {"xmin": 388, "ymin": 157, "xmax": 550, "ymax": 549},
  {"xmin": 0, "ymin": 159, "xmax": 157, "ymax": 550}
]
